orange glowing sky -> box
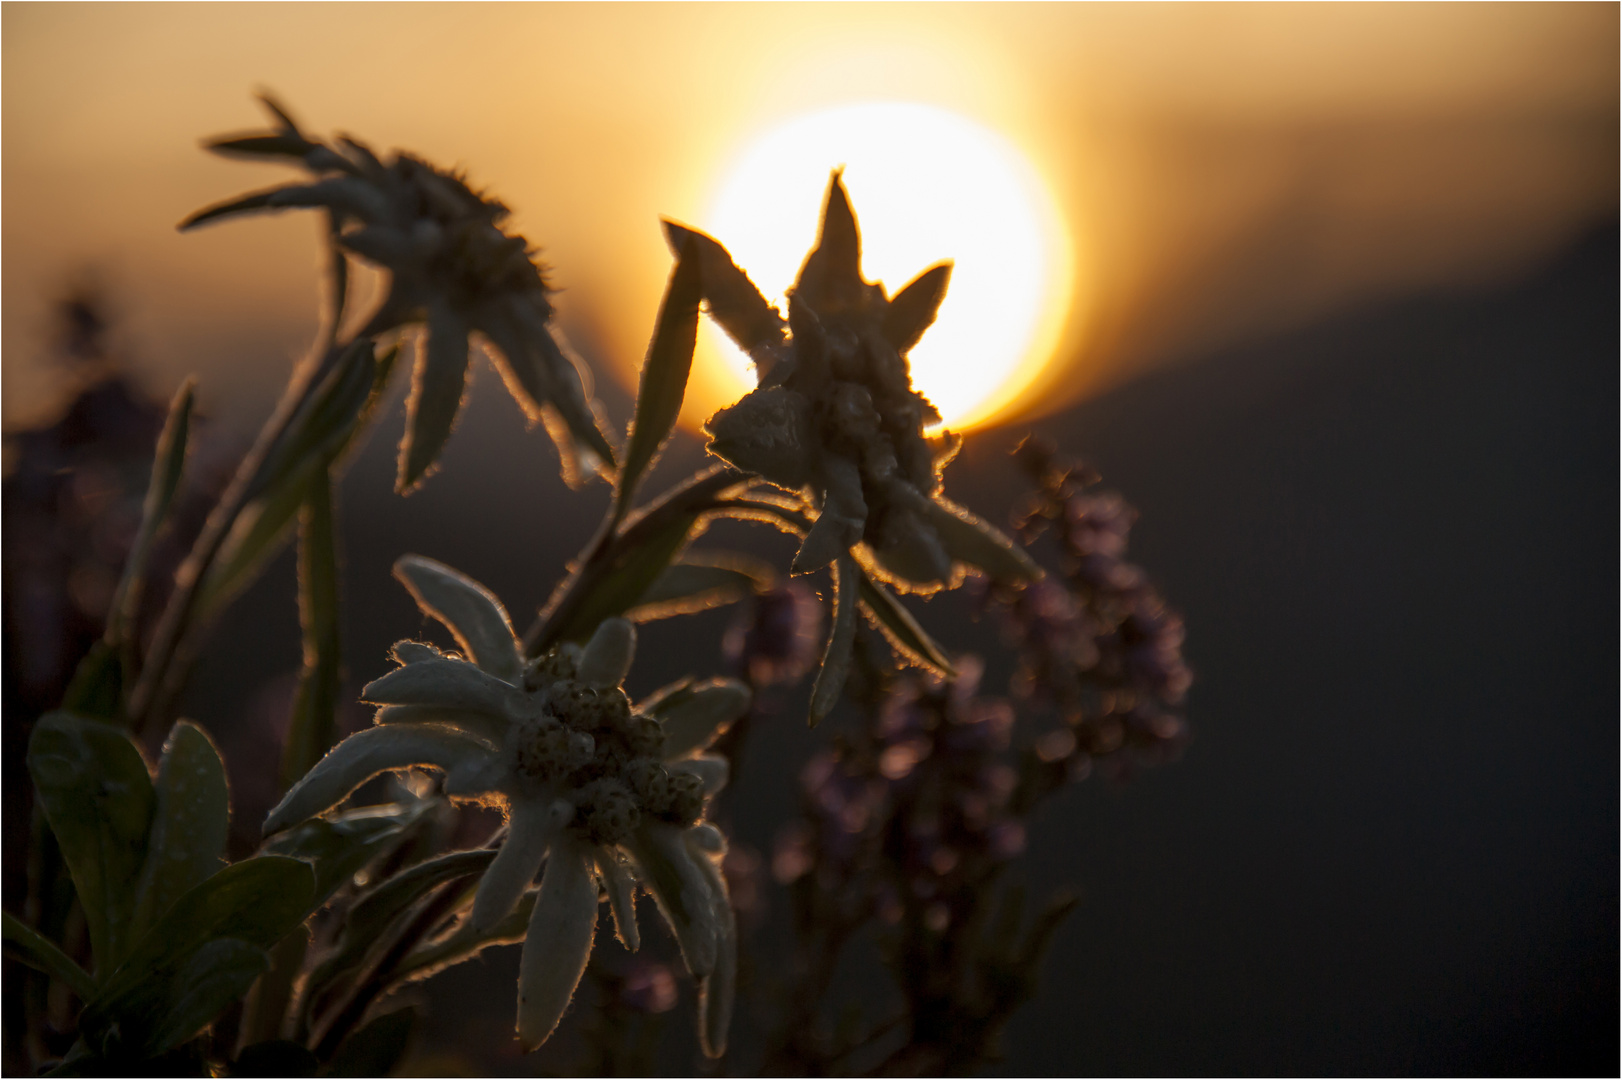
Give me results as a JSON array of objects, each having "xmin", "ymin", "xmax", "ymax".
[{"xmin": 3, "ymin": 3, "xmax": 1615, "ymax": 432}]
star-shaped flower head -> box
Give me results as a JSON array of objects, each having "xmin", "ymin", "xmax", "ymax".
[
  {"xmin": 265, "ymin": 555, "xmax": 748, "ymax": 1055},
  {"xmin": 181, "ymin": 96, "xmax": 617, "ymax": 493},
  {"xmin": 687, "ymin": 172, "xmax": 1039, "ymax": 594}
]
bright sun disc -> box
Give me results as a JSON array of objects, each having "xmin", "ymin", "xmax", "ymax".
[{"xmin": 700, "ymin": 102, "xmax": 1072, "ymax": 431}]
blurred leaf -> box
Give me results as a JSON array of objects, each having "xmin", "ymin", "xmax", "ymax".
[
  {"xmin": 326, "ymin": 1005, "xmax": 418, "ymax": 1078},
  {"xmin": 256, "ymin": 92, "xmax": 304, "ymax": 134},
  {"xmin": 661, "ymin": 220, "xmax": 785, "ymax": 355},
  {"xmin": 626, "ymin": 552, "xmax": 772, "ymax": 622},
  {"xmin": 809, "ymin": 555, "xmax": 859, "ymax": 727},
  {"xmin": 2, "ymin": 910, "xmax": 97, "ymax": 1002},
  {"xmin": 881, "ymin": 263, "xmax": 952, "ymax": 354},
  {"xmin": 81, "ymin": 856, "xmax": 316, "ymax": 1055},
  {"xmin": 199, "ymin": 341, "xmax": 396, "ymax": 618},
  {"xmin": 614, "ymin": 235, "xmax": 702, "ymax": 522},
  {"xmin": 109, "ymin": 379, "xmax": 194, "ymax": 648},
  {"xmin": 131, "ymin": 721, "xmax": 230, "ymax": 943},
  {"xmin": 856, "ymin": 570, "xmax": 956, "ymax": 677},
  {"xmin": 232, "ymin": 1039, "xmax": 319, "ymax": 1078},
  {"xmin": 148, "ymin": 938, "xmax": 270, "ymax": 1054},
  {"xmin": 178, "ymin": 187, "xmax": 290, "ymax": 231},
  {"xmin": 390, "ymin": 892, "xmax": 534, "ymax": 986},
  {"xmin": 204, "ymin": 133, "xmax": 322, "ymax": 161},
  {"xmin": 27, "ymin": 712, "xmax": 155, "ymax": 974},
  {"xmin": 305, "ymin": 849, "xmax": 493, "ymax": 1008},
  {"xmin": 262, "ymin": 801, "xmax": 436, "ymax": 907},
  {"xmin": 534, "ymin": 330, "xmax": 620, "ymax": 480},
  {"xmin": 282, "ymin": 473, "xmax": 343, "ymax": 792},
  {"xmin": 60, "ymin": 642, "xmax": 123, "ymax": 722}
]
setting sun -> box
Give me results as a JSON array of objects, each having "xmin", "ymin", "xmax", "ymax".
[{"xmin": 695, "ymin": 102, "xmax": 1073, "ymax": 431}]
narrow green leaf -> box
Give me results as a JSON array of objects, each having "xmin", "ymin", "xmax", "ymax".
[
  {"xmin": 108, "ymin": 379, "xmax": 194, "ymax": 648},
  {"xmin": 856, "ymin": 569, "xmax": 956, "ymax": 676},
  {"xmin": 262, "ymin": 801, "xmax": 436, "ymax": 908},
  {"xmin": 237, "ymin": 927, "xmax": 309, "ymax": 1050},
  {"xmin": 614, "ymin": 235, "xmax": 702, "ymax": 522},
  {"xmin": 389, "ymin": 892, "xmax": 534, "ymax": 986},
  {"xmin": 327, "ymin": 1005, "xmax": 418, "ymax": 1078},
  {"xmin": 305, "ymin": 849, "xmax": 493, "ymax": 1007},
  {"xmin": 626, "ymin": 554, "xmax": 771, "ymax": 622},
  {"xmin": 255, "ymin": 92, "xmax": 303, "ymax": 134},
  {"xmin": 809, "ymin": 555, "xmax": 859, "ymax": 726},
  {"xmin": 282, "ymin": 472, "xmax": 342, "ymax": 792},
  {"xmin": 131, "ymin": 721, "xmax": 230, "ymax": 943},
  {"xmin": 661, "ymin": 220, "xmax": 785, "ymax": 354},
  {"xmin": 545, "ymin": 512, "xmax": 702, "ymax": 647},
  {"xmin": 80, "ymin": 856, "xmax": 316, "ymax": 1054},
  {"xmin": 26, "ymin": 713, "xmax": 155, "ymax": 975},
  {"xmin": 2, "ymin": 910, "xmax": 97, "ymax": 1002}
]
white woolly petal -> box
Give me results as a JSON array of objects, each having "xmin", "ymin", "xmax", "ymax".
[
  {"xmin": 390, "ymin": 640, "xmax": 443, "ymax": 665},
  {"xmin": 657, "ymin": 680, "xmax": 752, "ymax": 758},
  {"xmin": 361, "ymin": 655, "xmax": 527, "ymax": 721},
  {"xmin": 626, "ymin": 825, "xmax": 719, "ymax": 976},
  {"xmin": 594, "ymin": 849, "xmax": 641, "ymax": 953},
  {"xmin": 471, "ymin": 801, "xmax": 557, "ymax": 932},
  {"xmin": 374, "ymin": 703, "xmax": 505, "ymax": 747},
  {"xmin": 265, "ymin": 726, "xmax": 492, "ymax": 834},
  {"xmin": 393, "ymin": 555, "xmax": 523, "ymax": 682},
  {"xmin": 691, "ymin": 845, "xmax": 737, "ymax": 1059},
  {"xmin": 668, "ymin": 754, "xmax": 729, "ymax": 796},
  {"xmin": 578, "ymin": 618, "xmax": 636, "ymax": 689},
  {"xmin": 516, "ymin": 842, "xmax": 599, "ymax": 1051}
]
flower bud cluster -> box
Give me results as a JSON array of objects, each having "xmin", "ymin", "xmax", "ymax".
[
  {"xmin": 774, "ymin": 661, "xmax": 1026, "ymax": 933},
  {"xmin": 507, "ymin": 650, "xmax": 705, "ymax": 847},
  {"xmin": 982, "ymin": 440, "xmax": 1192, "ymax": 777}
]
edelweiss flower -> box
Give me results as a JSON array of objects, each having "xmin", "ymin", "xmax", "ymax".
[
  {"xmin": 265, "ymin": 555, "xmax": 747, "ymax": 1055},
  {"xmin": 689, "ymin": 173, "xmax": 1039, "ymax": 593},
  {"xmin": 182, "ymin": 97, "xmax": 616, "ymax": 492}
]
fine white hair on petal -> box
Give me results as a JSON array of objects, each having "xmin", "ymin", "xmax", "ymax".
[
  {"xmin": 516, "ymin": 841, "xmax": 598, "ymax": 1051},
  {"xmin": 389, "ymin": 640, "xmax": 443, "ymax": 665},
  {"xmin": 373, "ymin": 703, "xmax": 507, "ymax": 749},
  {"xmin": 264, "ymin": 725, "xmax": 493, "ymax": 834},
  {"xmin": 393, "ymin": 556, "xmax": 523, "ymax": 682},
  {"xmin": 628, "ymin": 825, "xmax": 719, "ymax": 977},
  {"xmin": 578, "ymin": 618, "xmax": 636, "ymax": 689},
  {"xmin": 470, "ymin": 800, "xmax": 558, "ymax": 933}
]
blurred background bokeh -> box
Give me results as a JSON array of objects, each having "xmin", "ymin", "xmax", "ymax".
[{"xmin": 4, "ymin": 3, "xmax": 1616, "ymax": 1075}]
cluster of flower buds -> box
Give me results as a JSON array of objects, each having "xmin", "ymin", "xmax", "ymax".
[
  {"xmin": 672, "ymin": 174, "xmax": 1038, "ymax": 594},
  {"xmin": 182, "ymin": 96, "xmax": 616, "ymax": 492},
  {"xmin": 983, "ymin": 440, "xmax": 1191, "ymax": 777},
  {"xmin": 265, "ymin": 556, "xmax": 749, "ymax": 1056},
  {"xmin": 774, "ymin": 659, "xmax": 1026, "ymax": 935}
]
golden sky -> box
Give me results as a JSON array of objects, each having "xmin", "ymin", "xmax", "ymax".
[{"xmin": 4, "ymin": 3, "xmax": 1616, "ymax": 429}]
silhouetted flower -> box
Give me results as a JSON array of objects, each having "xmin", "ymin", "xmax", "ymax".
[
  {"xmin": 181, "ymin": 97, "xmax": 617, "ymax": 492},
  {"xmin": 686, "ymin": 174, "xmax": 1039, "ymax": 594},
  {"xmin": 265, "ymin": 556, "xmax": 747, "ymax": 1055}
]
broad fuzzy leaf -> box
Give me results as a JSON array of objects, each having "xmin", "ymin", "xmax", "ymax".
[
  {"xmin": 2, "ymin": 911, "xmax": 97, "ymax": 1002},
  {"xmin": 131, "ymin": 721, "xmax": 230, "ymax": 943},
  {"xmin": 283, "ymin": 473, "xmax": 343, "ymax": 792},
  {"xmin": 27, "ymin": 713, "xmax": 156, "ymax": 974}
]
